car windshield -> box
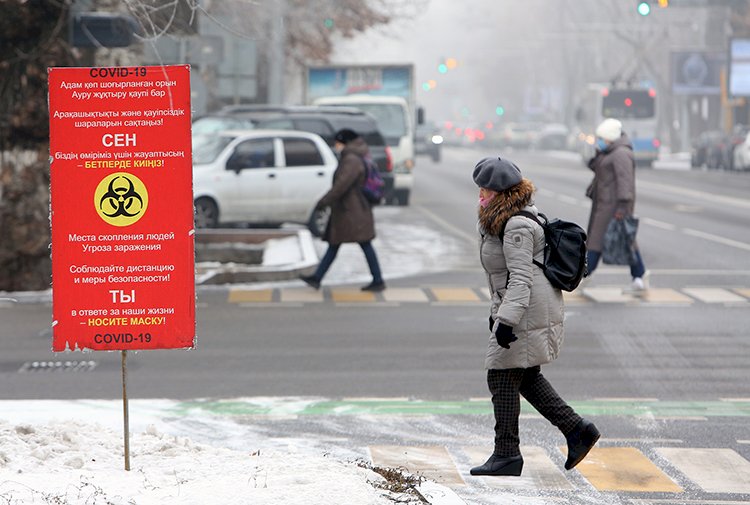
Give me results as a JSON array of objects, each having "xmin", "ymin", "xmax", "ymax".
[
  {"xmin": 193, "ymin": 134, "xmax": 235, "ymax": 164},
  {"xmin": 346, "ymin": 104, "xmax": 407, "ymax": 138}
]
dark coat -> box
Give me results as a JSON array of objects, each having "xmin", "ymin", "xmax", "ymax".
[
  {"xmin": 316, "ymin": 138, "xmax": 376, "ymax": 245},
  {"xmin": 586, "ymin": 134, "xmax": 636, "ymax": 251}
]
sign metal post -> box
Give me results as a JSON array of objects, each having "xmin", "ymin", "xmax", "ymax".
[{"xmin": 122, "ymin": 350, "xmax": 130, "ymax": 471}]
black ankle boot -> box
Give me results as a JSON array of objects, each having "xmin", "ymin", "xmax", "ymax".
[
  {"xmin": 469, "ymin": 454, "xmax": 523, "ymax": 476},
  {"xmin": 564, "ymin": 419, "xmax": 600, "ymax": 470},
  {"xmin": 361, "ymin": 281, "xmax": 385, "ymax": 292},
  {"xmin": 299, "ymin": 275, "xmax": 320, "ymax": 290}
]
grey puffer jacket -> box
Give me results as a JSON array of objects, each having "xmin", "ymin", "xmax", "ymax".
[{"xmin": 479, "ymin": 204, "xmax": 565, "ymax": 370}]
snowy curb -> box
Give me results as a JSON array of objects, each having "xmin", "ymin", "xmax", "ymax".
[
  {"xmin": 417, "ymin": 480, "xmax": 468, "ymax": 504},
  {"xmin": 196, "ymin": 229, "xmax": 319, "ymax": 284}
]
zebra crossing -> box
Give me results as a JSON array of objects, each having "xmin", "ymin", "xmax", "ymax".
[
  {"xmin": 223, "ymin": 285, "xmax": 750, "ymax": 306},
  {"xmin": 366, "ymin": 443, "xmax": 750, "ymax": 500}
]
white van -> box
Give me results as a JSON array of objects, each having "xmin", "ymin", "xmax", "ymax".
[{"xmin": 314, "ymin": 95, "xmax": 414, "ymax": 205}]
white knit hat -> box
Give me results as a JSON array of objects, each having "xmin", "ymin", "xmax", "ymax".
[{"xmin": 595, "ymin": 118, "xmax": 622, "ymax": 142}]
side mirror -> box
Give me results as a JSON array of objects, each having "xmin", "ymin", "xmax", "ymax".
[{"xmin": 416, "ymin": 107, "xmax": 425, "ymax": 126}]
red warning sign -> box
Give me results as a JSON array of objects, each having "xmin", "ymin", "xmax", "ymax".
[{"xmin": 48, "ymin": 65, "xmax": 195, "ymax": 351}]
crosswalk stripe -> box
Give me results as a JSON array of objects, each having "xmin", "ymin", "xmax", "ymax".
[
  {"xmin": 382, "ymin": 288, "xmax": 430, "ymax": 303},
  {"xmin": 562, "ymin": 290, "xmax": 588, "ymax": 304},
  {"xmin": 430, "ymin": 288, "xmax": 481, "ymax": 302},
  {"xmin": 463, "ymin": 445, "xmax": 573, "ymax": 490},
  {"xmin": 638, "ymin": 288, "xmax": 693, "ymax": 304},
  {"xmin": 655, "ymin": 448, "xmax": 750, "ymax": 494},
  {"xmin": 565, "ymin": 447, "xmax": 682, "ymax": 492},
  {"xmin": 630, "ymin": 500, "xmax": 750, "ymax": 504},
  {"xmin": 227, "ymin": 288, "xmax": 273, "ymax": 303},
  {"xmin": 683, "ymin": 287, "xmax": 747, "ymax": 303},
  {"xmin": 279, "ymin": 288, "xmax": 324, "ymax": 303},
  {"xmin": 369, "ymin": 445, "xmax": 465, "ymax": 486},
  {"xmin": 583, "ymin": 287, "xmax": 638, "ymax": 303},
  {"xmin": 330, "ymin": 289, "xmax": 377, "ymax": 303}
]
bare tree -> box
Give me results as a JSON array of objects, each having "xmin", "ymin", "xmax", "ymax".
[
  {"xmin": 0, "ymin": 0, "xmax": 409, "ymax": 290},
  {"xmin": 0, "ymin": 0, "xmax": 75, "ymax": 291}
]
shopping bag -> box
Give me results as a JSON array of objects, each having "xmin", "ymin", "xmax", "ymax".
[{"xmin": 602, "ymin": 215, "xmax": 639, "ymax": 265}]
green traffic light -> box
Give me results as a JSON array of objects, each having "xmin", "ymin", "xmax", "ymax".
[
  {"xmin": 438, "ymin": 64, "xmax": 448, "ymax": 74},
  {"xmin": 495, "ymin": 106, "xmax": 505, "ymax": 116},
  {"xmin": 637, "ymin": 2, "xmax": 651, "ymax": 15}
]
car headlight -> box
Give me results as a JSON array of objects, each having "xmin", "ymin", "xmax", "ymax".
[{"xmin": 431, "ymin": 135, "xmax": 444, "ymax": 145}]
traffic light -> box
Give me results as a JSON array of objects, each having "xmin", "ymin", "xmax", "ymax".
[
  {"xmin": 495, "ymin": 106, "xmax": 505, "ymax": 116},
  {"xmin": 637, "ymin": 1, "xmax": 651, "ymax": 15}
]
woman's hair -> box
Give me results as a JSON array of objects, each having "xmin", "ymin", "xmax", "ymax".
[{"xmin": 478, "ymin": 178, "xmax": 535, "ymax": 236}]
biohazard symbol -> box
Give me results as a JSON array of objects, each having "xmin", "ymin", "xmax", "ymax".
[{"xmin": 94, "ymin": 172, "xmax": 149, "ymax": 227}]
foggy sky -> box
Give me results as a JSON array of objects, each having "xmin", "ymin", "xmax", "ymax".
[{"xmin": 329, "ymin": 0, "xmax": 710, "ymax": 128}]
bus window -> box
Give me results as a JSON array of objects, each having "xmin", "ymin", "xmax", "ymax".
[{"xmin": 602, "ymin": 90, "xmax": 655, "ymax": 119}]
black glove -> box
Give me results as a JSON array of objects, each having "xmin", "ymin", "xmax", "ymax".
[{"xmin": 493, "ymin": 321, "xmax": 518, "ymax": 349}]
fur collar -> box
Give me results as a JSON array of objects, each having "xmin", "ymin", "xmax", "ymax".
[{"xmin": 478, "ymin": 178, "xmax": 535, "ymax": 236}]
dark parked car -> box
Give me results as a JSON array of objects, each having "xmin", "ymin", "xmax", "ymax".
[
  {"xmin": 691, "ymin": 130, "xmax": 729, "ymax": 169},
  {"xmin": 208, "ymin": 105, "xmax": 395, "ymax": 201}
]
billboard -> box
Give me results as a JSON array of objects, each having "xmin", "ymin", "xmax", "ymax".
[
  {"xmin": 307, "ymin": 66, "xmax": 413, "ymax": 102},
  {"xmin": 48, "ymin": 65, "xmax": 195, "ymax": 352},
  {"xmin": 672, "ymin": 51, "xmax": 724, "ymax": 96},
  {"xmin": 729, "ymin": 38, "xmax": 750, "ymax": 97}
]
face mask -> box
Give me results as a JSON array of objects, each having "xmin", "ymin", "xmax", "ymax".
[
  {"xmin": 479, "ymin": 195, "xmax": 495, "ymax": 208},
  {"xmin": 596, "ymin": 139, "xmax": 607, "ymax": 150}
]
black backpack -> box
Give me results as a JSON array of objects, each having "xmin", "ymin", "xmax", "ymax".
[{"xmin": 501, "ymin": 211, "xmax": 588, "ymax": 292}]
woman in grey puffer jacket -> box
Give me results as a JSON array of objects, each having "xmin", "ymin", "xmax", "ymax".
[{"xmin": 469, "ymin": 156, "xmax": 600, "ymax": 477}]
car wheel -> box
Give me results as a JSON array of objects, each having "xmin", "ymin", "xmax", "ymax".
[
  {"xmin": 194, "ymin": 198, "xmax": 219, "ymax": 228},
  {"xmin": 308, "ymin": 206, "xmax": 330, "ymax": 237}
]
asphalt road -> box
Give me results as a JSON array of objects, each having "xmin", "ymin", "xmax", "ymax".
[
  {"xmin": 2, "ymin": 147, "xmax": 750, "ymax": 504},
  {"xmin": 4, "ymin": 146, "xmax": 748, "ymax": 401}
]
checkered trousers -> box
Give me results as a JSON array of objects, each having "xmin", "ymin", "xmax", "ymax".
[{"xmin": 487, "ymin": 366, "xmax": 582, "ymax": 457}]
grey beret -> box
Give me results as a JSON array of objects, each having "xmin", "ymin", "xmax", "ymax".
[{"xmin": 472, "ymin": 156, "xmax": 522, "ymax": 191}]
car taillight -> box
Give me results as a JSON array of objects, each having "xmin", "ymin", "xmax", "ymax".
[{"xmin": 385, "ymin": 147, "xmax": 393, "ymax": 172}]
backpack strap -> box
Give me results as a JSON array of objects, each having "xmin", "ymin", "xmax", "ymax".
[
  {"xmin": 499, "ymin": 211, "xmax": 545, "ymax": 239},
  {"xmin": 499, "ymin": 211, "xmax": 547, "ymax": 274}
]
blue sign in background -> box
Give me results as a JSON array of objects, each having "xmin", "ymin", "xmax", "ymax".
[{"xmin": 308, "ymin": 67, "xmax": 411, "ymax": 100}]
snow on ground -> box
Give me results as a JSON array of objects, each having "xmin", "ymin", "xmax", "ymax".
[
  {"xmin": 311, "ymin": 206, "xmax": 475, "ymax": 286},
  {"xmin": 0, "ymin": 418, "xmax": 416, "ymax": 505}
]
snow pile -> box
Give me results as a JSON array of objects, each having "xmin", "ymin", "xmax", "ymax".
[{"xmin": 0, "ymin": 421, "xmax": 413, "ymax": 505}]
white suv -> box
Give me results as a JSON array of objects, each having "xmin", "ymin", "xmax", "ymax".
[{"xmin": 193, "ymin": 130, "xmax": 337, "ymax": 234}]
